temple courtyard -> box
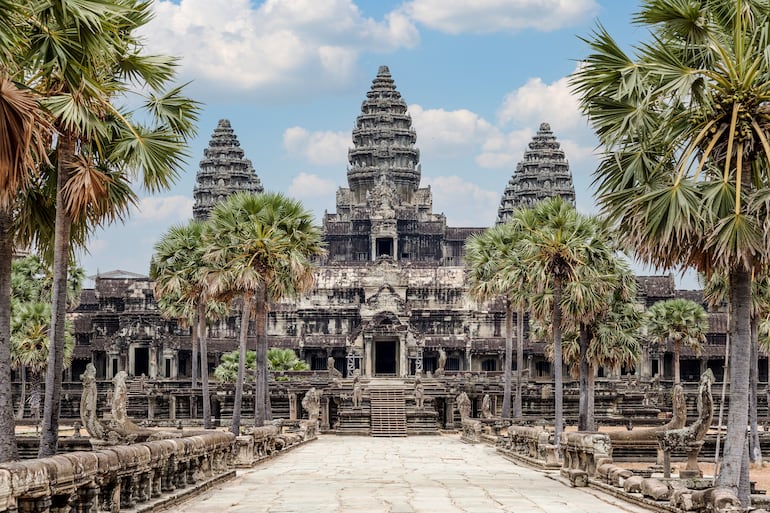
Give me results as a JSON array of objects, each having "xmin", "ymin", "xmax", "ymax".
[{"xmin": 164, "ymin": 435, "xmax": 653, "ymax": 513}]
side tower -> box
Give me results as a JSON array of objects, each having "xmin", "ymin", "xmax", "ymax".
[
  {"xmin": 323, "ymin": 66, "xmax": 448, "ymax": 262},
  {"xmin": 496, "ymin": 122, "xmax": 575, "ymax": 224},
  {"xmin": 192, "ymin": 119, "xmax": 264, "ymax": 220}
]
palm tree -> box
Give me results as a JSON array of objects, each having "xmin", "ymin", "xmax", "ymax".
[
  {"xmin": 517, "ymin": 197, "xmax": 599, "ymax": 447},
  {"xmin": 268, "ymin": 348, "xmax": 309, "ymax": 371},
  {"xmin": 0, "ymin": 6, "xmax": 53, "ymax": 459},
  {"xmin": 465, "ymin": 221, "xmax": 529, "ymax": 418},
  {"xmin": 14, "ymin": 0, "xmax": 200, "ymax": 457},
  {"xmin": 646, "ymin": 299, "xmax": 708, "ymax": 385},
  {"xmin": 214, "ymin": 350, "xmax": 256, "ymax": 383},
  {"xmin": 563, "ymin": 252, "xmax": 640, "ymax": 431},
  {"xmin": 571, "ymin": 0, "xmax": 770, "ymax": 495},
  {"xmin": 152, "ymin": 220, "xmax": 223, "ymax": 429},
  {"xmin": 204, "ymin": 192, "xmax": 325, "ymax": 433},
  {"xmin": 10, "ymin": 255, "xmax": 81, "ymax": 422}
]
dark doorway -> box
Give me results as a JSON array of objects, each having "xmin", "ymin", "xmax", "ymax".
[
  {"xmin": 134, "ymin": 347, "xmax": 149, "ymax": 377},
  {"xmin": 375, "ymin": 340, "xmax": 397, "ymax": 375},
  {"xmin": 376, "ymin": 238, "xmax": 393, "ymax": 258}
]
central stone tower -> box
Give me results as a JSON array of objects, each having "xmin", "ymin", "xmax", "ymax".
[{"xmin": 323, "ymin": 66, "xmax": 458, "ymax": 263}]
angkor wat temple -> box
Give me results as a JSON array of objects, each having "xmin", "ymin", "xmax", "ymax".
[{"xmin": 55, "ymin": 66, "xmax": 753, "ymax": 430}]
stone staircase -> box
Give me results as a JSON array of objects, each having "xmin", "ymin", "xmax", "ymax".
[{"xmin": 369, "ymin": 380, "xmax": 407, "ymax": 437}]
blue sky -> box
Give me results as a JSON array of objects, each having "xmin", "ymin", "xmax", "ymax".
[{"xmin": 78, "ymin": 0, "xmax": 697, "ymax": 287}]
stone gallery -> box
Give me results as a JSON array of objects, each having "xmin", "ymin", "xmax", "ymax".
[{"xmin": 56, "ymin": 66, "xmax": 743, "ymax": 432}]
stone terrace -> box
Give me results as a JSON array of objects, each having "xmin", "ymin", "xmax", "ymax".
[{"xmin": 163, "ymin": 435, "xmax": 655, "ymax": 513}]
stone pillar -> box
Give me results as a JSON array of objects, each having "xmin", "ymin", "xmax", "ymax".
[
  {"xmin": 149, "ymin": 345, "xmax": 158, "ymax": 379},
  {"xmin": 147, "ymin": 396, "xmax": 155, "ymax": 420},
  {"xmin": 169, "ymin": 395, "xmax": 176, "ymax": 420},
  {"xmin": 364, "ymin": 338, "xmax": 372, "ymax": 377},
  {"xmin": 465, "ymin": 350, "xmax": 472, "ymax": 372},
  {"xmin": 415, "ymin": 348, "xmax": 423, "ymax": 376},
  {"xmin": 445, "ymin": 397, "xmax": 455, "ymax": 429},
  {"xmin": 128, "ymin": 344, "xmax": 136, "ymax": 377},
  {"xmin": 399, "ymin": 336, "xmax": 407, "ymax": 378},
  {"xmin": 320, "ymin": 396, "xmax": 330, "ymax": 431},
  {"xmin": 289, "ymin": 392, "xmax": 297, "ymax": 420}
]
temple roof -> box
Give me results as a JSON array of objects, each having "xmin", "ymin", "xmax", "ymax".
[
  {"xmin": 496, "ymin": 122, "xmax": 576, "ymax": 224},
  {"xmin": 192, "ymin": 119, "xmax": 264, "ymax": 220}
]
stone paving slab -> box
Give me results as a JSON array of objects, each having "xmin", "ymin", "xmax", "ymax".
[{"xmin": 161, "ymin": 435, "xmax": 657, "ymax": 513}]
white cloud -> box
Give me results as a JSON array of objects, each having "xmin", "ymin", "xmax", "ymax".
[
  {"xmin": 132, "ymin": 196, "xmax": 194, "ymax": 224},
  {"xmin": 402, "ymin": 0, "xmax": 598, "ymax": 34},
  {"xmin": 409, "ymin": 104, "xmax": 496, "ymax": 155},
  {"xmin": 424, "ymin": 175, "xmax": 498, "ymax": 226},
  {"xmin": 144, "ymin": 0, "xmax": 419, "ymax": 93},
  {"xmin": 283, "ymin": 127, "xmax": 350, "ymax": 166},
  {"xmin": 288, "ymin": 172, "xmax": 337, "ymax": 199},
  {"xmin": 497, "ymin": 75, "xmax": 583, "ymax": 130}
]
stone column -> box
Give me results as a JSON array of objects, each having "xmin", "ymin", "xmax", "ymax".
[
  {"xmin": 289, "ymin": 393, "xmax": 297, "ymax": 420},
  {"xmin": 445, "ymin": 397, "xmax": 455, "ymax": 429},
  {"xmin": 168, "ymin": 395, "xmax": 176, "ymax": 420},
  {"xmin": 364, "ymin": 338, "xmax": 372, "ymax": 377},
  {"xmin": 149, "ymin": 345, "xmax": 158, "ymax": 379},
  {"xmin": 415, "ymin": 348, "xmax": 423, "ymax": 376},
  {"xmin": 320, "ymin": 396, "xmax": 330, "ymax": 431},
  {"xmin": 399, "ymin": 336, "xmax": 407, "ymax": 378}
]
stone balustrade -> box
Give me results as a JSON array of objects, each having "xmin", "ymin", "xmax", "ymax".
[
  {"xmin": 0, "ymin": 431, "xmax": 234, "ymax": 513},
  {"xmin": 233, "ymin": 420, "xmax": 317, "ymax": 468},
  {"xmin": 560, "ymin": 432, "xmax": 613, "ymax": 487},
  {"xmin": 496, "ymin": 425, "xmax": 560, "ymax": 469}
]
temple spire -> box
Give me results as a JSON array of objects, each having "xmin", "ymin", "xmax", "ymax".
[
  {"xmin": 496, "ymin": 122, "xmax": 575, "ymax": 224},
  {"xmin": 192, "ymin": 119, "xmax": 264, "ymax": 220},
  {"xmin": 346, "ymin": 65, "xmax": 421, "ymax": 205}
]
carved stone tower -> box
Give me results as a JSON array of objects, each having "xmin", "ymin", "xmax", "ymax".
[
  {"xmin": 323, "ymin": 66, "xmax": 461, "ymax": 263},
  {"xmin": 192, "ymin": 119, "xmax": 264, "ymax": 220},
  {"xmin": 496, "ymin": 122, "xmax": 576, "ymax": 224}
]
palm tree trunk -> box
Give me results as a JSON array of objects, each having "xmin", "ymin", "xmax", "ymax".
[
  {"xmin": 190, "ymin": 309, "xmax": 199, "ymax": 420},
  {"xmin": 0, "ymin": 209, "xmax": 18, "ymax": 461},
  {"xmin": 578, "ymin": 323, "xmax": 589, "ymax": 431},
  {"xmin": 191, "ymin": 311, "xmax": 198, "ymax": 388},
  {"xmin": 39, "ymin": 134, "xmax": 75, "ymax": 458},
  {"xmin": 674, "ymin": 341, "xmax": 681, "ymax": 384},
  {"xmin": 231, "ymin": 293, "xmax": 251, "ymax": 435},
  {"xmin": 254, "ymin": 286, "xmax": 270, "ymax": 426},
  {"xmin": 716, "ymin": 268, "xmax": 751, "ymax": 494},
  {"xmin": 553, "ymin": 277, "xmax": 564, "ymax": 452},
  {"xmin": 750, "ymin": 317, "xmax": 762, "ymax": 464},
  {"xmin": 198, "ymin": 303, "xmax": 211, "ymax": 429},
  {"xmin": 587, "ymin": 363, "xmax": 596, "ymax": 432},
  {"xmin": 16, "ymin": 366, "xmax": 26, "ymax": 420},
  {"xmin": 502, "ymin": 300, "xmax": 513, "ymax": 418},
  {"xmin": 514, "ymin": 307, "xmax": 524, "ymax": 418}
]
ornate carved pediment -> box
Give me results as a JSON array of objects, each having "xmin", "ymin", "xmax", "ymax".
[{"xmin": 364, "ymin": 284, "xmax": 406, "ymax": 314}]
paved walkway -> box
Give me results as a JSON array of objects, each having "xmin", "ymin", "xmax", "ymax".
[{"xmin": 167, "ymin": 435, "xmax": 654, "ymax": 513}]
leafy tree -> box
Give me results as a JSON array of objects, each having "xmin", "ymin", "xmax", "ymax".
[
  {"xmin": 646, "ymin": 299, "xmax": 708, "ymax": 385},
  {"xmin": 10, "ymin": 0, "xmax": 200, "ymax": 458},
  {"xmin": 204, "ymin": 192, "xmax": 324, "ymax": 433},
  {"xmin": 572, "ymin": 0, "xmax": 770, "ymax": 496}
]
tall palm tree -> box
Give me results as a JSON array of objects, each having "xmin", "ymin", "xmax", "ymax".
[
  {"xmin": 14, "ymin": 0, "xmax": 200, "ymax": 457},
  {"xmin": 646, "ymin": 299, "xmax": 708, "ymax": 385},
  {"xmin": 204, "ymin": 192, "xmax": 325, "ymax": 433},
  {"xmin": 152, "ymin": 220, "xmax": 222, "ymax": 429},
  {"xmin": 0, "ymin": 5, "xmax": 53, "ymax": 458},
  {"xmin": 465, "ymin": 221, "xmax": 529, "ymax": 418},
  {"xmin": 571, "ymin": 0, "xmax": 770, "ymax": 495},
  {"xmin": 517, "ymin": 197, "xmax": 599, "ymax": 448}
]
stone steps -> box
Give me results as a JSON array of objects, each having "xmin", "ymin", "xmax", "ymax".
[{"xmin": 369, "ymin": 382, "xmax": 407, "ymax": 437}]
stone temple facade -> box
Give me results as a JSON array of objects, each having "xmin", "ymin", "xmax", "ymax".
[{"xmin": 63, "ymin": 65, "xmax": 741, "ymax": 397}]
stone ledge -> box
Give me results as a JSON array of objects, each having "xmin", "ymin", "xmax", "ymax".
[{"xmin": 137, "ymin": 470, "xmax": 236, "ymax": 513}]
